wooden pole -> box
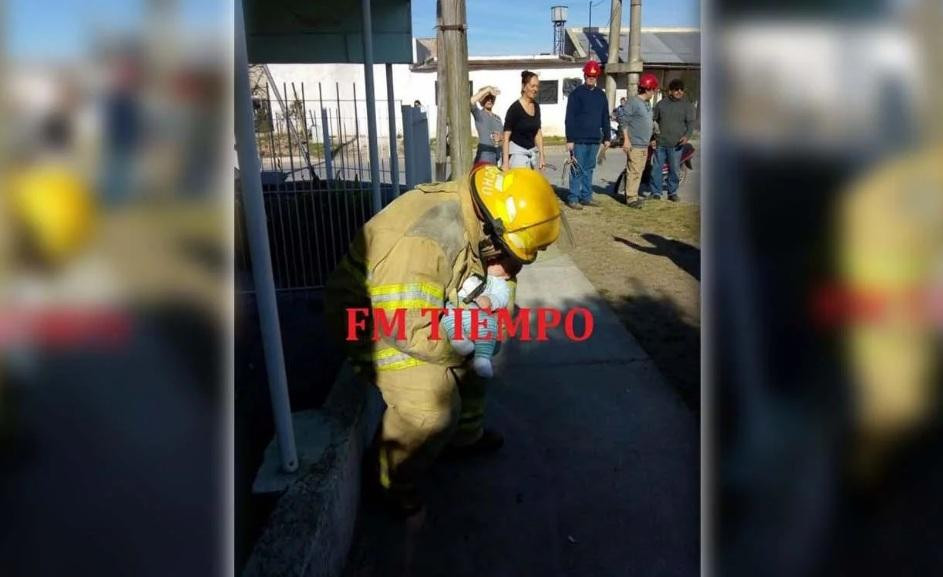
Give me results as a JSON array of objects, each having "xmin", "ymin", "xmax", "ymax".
[
  {"xmin": 434, "ymin": 2, "xmax": 448, "ymax": 180},
  {"xmin": 627, "ymin": 0, "xmax": 643, "ymax": 96},
  {"xmin": 605, "ymin": 0, "xmax": 623, "ymax": 113},
  {"xmin": 440, "ymin": 0, "xmax": 472, "ymax": 179}
]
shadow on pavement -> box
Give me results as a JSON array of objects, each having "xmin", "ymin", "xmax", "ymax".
[{"xmin": 614, "ymin": 234, "xmax": 701, "ymax": 281}]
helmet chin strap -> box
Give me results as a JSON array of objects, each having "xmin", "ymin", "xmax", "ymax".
[
  {"xmin": 478, "ymin": 236, "xmax": 505, "ymax": 261},
  {"xmin": 484, "ymin": 218, "xmax": 506, "ymax": 236}
]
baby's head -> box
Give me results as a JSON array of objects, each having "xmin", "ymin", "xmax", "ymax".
[{"xmin": 485, "ymin": 256, "xmax": 521, "ymax": 279}]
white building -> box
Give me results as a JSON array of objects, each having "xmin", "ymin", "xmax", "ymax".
[{"xmin": 265, "ymin": 27, "xmax": 699, "ymax": 139}]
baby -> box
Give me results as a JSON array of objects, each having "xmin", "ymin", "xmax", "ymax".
[{"xmin": 439, "ymin": 262, "xmax": 512, "ymax": 379}]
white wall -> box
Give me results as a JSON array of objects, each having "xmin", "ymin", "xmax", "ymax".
[{"xmin": 266, "ymin": 63, "xmax": 622, "ymax": 139}]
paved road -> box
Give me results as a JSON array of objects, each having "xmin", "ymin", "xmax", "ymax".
[
  {"xmin": 543, "ymin": 143, "xmax": 701, "ymax": 205},
  {"xmin": 344, "ymin": 249, "xmax": 700, "ymax": 577}
]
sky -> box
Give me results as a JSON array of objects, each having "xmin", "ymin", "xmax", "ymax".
[
  {"xmin": 6, "ymin": 0, "xmax": 698, "ymax": 61},
  {"xmin": 412, "ymin": 0, "xmax": 700, "ymax": 56},
  {"xmin": 6, "ymin": 0, "xmax": 227, "ymax": 61}
]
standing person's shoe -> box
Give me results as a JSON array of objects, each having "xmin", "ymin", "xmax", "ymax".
[
  {"xmin": 625, "ymin": 196, "xmax": 644, "ymax": 208},
  {"xmin": 668, "ymin": 194, "xmax": 680, "ymax": 202},
  {"xmin": 580, "ymin": 200, "xmax": 602, "ymax": 207},
  {"xmin": 650, "ymin": 194, "xmax": 663, "ymax": 200},
  {"xmin": 441, "ymin": 429, "xmax": 505, "ymax": 459},
  {"xmin": 566, "ymin": 201, "xmax": 584, "ymax": 210}
]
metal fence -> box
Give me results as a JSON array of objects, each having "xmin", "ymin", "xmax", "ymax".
[{"xmin": 237, "ymin": 81, "xmax": 413, "ymax": 294}]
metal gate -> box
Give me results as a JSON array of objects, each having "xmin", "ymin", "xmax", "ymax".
[{"xmin": 237, "ymin": 80, "xmax": 422, "ymax": 293}]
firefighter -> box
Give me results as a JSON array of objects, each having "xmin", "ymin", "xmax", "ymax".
[
  {"xmin": 325, "ymin": 165, "xmax": 562, "ymax": 514},
  {"xmin": 5, "ymin": 164, "xmax": 94, "ymax": 268}
]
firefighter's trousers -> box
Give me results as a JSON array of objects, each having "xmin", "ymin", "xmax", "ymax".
[{"xmin": 370, "ymin": 362, "xmax": 487, "ymax": 491}]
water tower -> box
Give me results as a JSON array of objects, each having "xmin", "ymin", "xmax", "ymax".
[{"xmin": 551, "ymin": 5, "xmax": 568, "ymax": 56}]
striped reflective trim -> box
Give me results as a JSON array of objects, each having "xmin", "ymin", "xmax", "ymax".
[
  {"xmin": 373, "ymin": 347, "xmax": 426, "ymax": 371},
  {"xmin": 371, "ymin": 290, "xmax": 443, "ymax": 304},
  {"xmin": 369, "ymin": 282, "xmax": 445, "ymax": 311},
  {"xmin": 369, "ymin": 282, "xmax": 444, "ymax": 300},
  {"xmin": 373, "ymin": 299, "xmax": 444, "ymax": 311}
]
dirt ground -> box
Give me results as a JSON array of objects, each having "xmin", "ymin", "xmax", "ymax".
[{"xmin": 560, "ymin": 190, "xmax": 701, "ymax": 410}]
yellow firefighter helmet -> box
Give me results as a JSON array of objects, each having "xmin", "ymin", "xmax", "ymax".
[
  {"xmin": 471, "ymin": 165, "xmax": 562, "ymax": 264},
  {"xmin": 7, "ymin": 165, "xmax": 94, "ymax": 265}
]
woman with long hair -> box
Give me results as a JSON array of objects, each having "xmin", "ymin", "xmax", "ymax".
[{"xmin": 502, "ymin": 70, "xmax": 545, "ymax": 169}]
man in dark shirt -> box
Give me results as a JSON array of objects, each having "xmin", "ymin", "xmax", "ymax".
[
  {"xmin": 563, "ymin": 60, "xmax": 610, "ymax": 210},
  {"xmin": 652, "ymin": 79, "xmax": 696, "ymax": 201}
]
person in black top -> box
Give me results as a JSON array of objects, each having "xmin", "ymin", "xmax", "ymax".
[{"xmin": 502, "ymin": 70, "xmax": 545, "ymax": 169}]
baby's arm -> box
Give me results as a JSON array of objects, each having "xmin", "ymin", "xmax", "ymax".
[
  {"xmin": 473, "ymin": 294, "xmax": 493, "ymax": 310},
  {"xmin": 476, "ymin": 276, "xmax": 510, "ymax": 310}
]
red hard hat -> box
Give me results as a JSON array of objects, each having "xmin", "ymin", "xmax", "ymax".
[
  {"xmin": 582, "ymin": 60, "xmax": 602, "ymax": 77},
  {"xmin": 639, "ymin": 72, "xmax": 659, "ymax": 91}
]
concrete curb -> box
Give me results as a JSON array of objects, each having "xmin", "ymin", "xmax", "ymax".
[{"xmin": 242, "ymin": 364, "xmax": 384, "ymax": 577}]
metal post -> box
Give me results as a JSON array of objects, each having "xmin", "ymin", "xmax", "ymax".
[
  {"xmin": 234, "ymin": 0, "xmax": 298, "ymax": 473},
  {"xmin": 361, "ymin": 0, "xmax": 383, "ymax": 214},
  {"xmin": 321, "ymin": 108, "xmax": 334, "ymax": 180},
  {"xmin": 605, "ymin": 0, "xmax": 623, "ymax": 113},
  {"xmin": 385, "ymin": 63, "xmax": 401, "ymax": 197},
  {"xmin": 401, "ymin": 104, "xmax": 432, "ymax": 188},
  {"xmin": 627, "ymin": 0, "xmax": 642, "ymax": 95}
]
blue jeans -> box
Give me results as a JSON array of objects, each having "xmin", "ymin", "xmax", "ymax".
[
  {"xmin": 651, "ymin": 145, "xmax": 683, "ymax": 198},
  {"xmin": 567, "ymin": 143, "xmax": 599, "ymax": 204}
]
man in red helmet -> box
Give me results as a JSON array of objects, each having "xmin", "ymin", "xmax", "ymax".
[
  {"xmin": 619, "ymin": 72, "xmax": 660, "ymax": 206},
  {"xmin": 563, "ymin": 60, "xmax": 610, "ymax": 210}
]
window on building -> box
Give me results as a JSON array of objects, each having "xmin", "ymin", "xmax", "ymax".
[
  {"xmin": 562, "ymin": 78, "xmax": 582, "ymax": 98},
  {"xmin": 538, "ymin": 80, "xmax": 559, "ymax": 104}
]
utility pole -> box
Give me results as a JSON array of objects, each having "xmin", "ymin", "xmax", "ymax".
[
  {"xmin": 604, "ymin": 0, "xmax": 623, "ymax": 113},
  {"xmin": 627, "ymin": 0, "xmax": 642, "ymax": 96},
  {"xmin": 435, "ymin": 2, "xmax": 448, "ymax": 180},
  {"xmin": 440, "ymin": 0, "xmax": 472, "ymax": 179}
]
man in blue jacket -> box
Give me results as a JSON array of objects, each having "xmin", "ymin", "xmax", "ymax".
[{"xmin": 564, "ymin": 60, "xmax": 610, "ymax": 210}]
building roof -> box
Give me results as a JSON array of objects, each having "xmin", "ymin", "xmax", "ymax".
[
  {"xmin": 413, "ymin": 27, "xmax": 699, "ymax": 71},
  {"xmin": 571, "ymin": 27, "xmax": 700, "ymax": 65}
]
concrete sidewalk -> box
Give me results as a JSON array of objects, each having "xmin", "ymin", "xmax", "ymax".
[{"xmin": 344, "ymin": 251, "xmax": 700, "ymax": 576}]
